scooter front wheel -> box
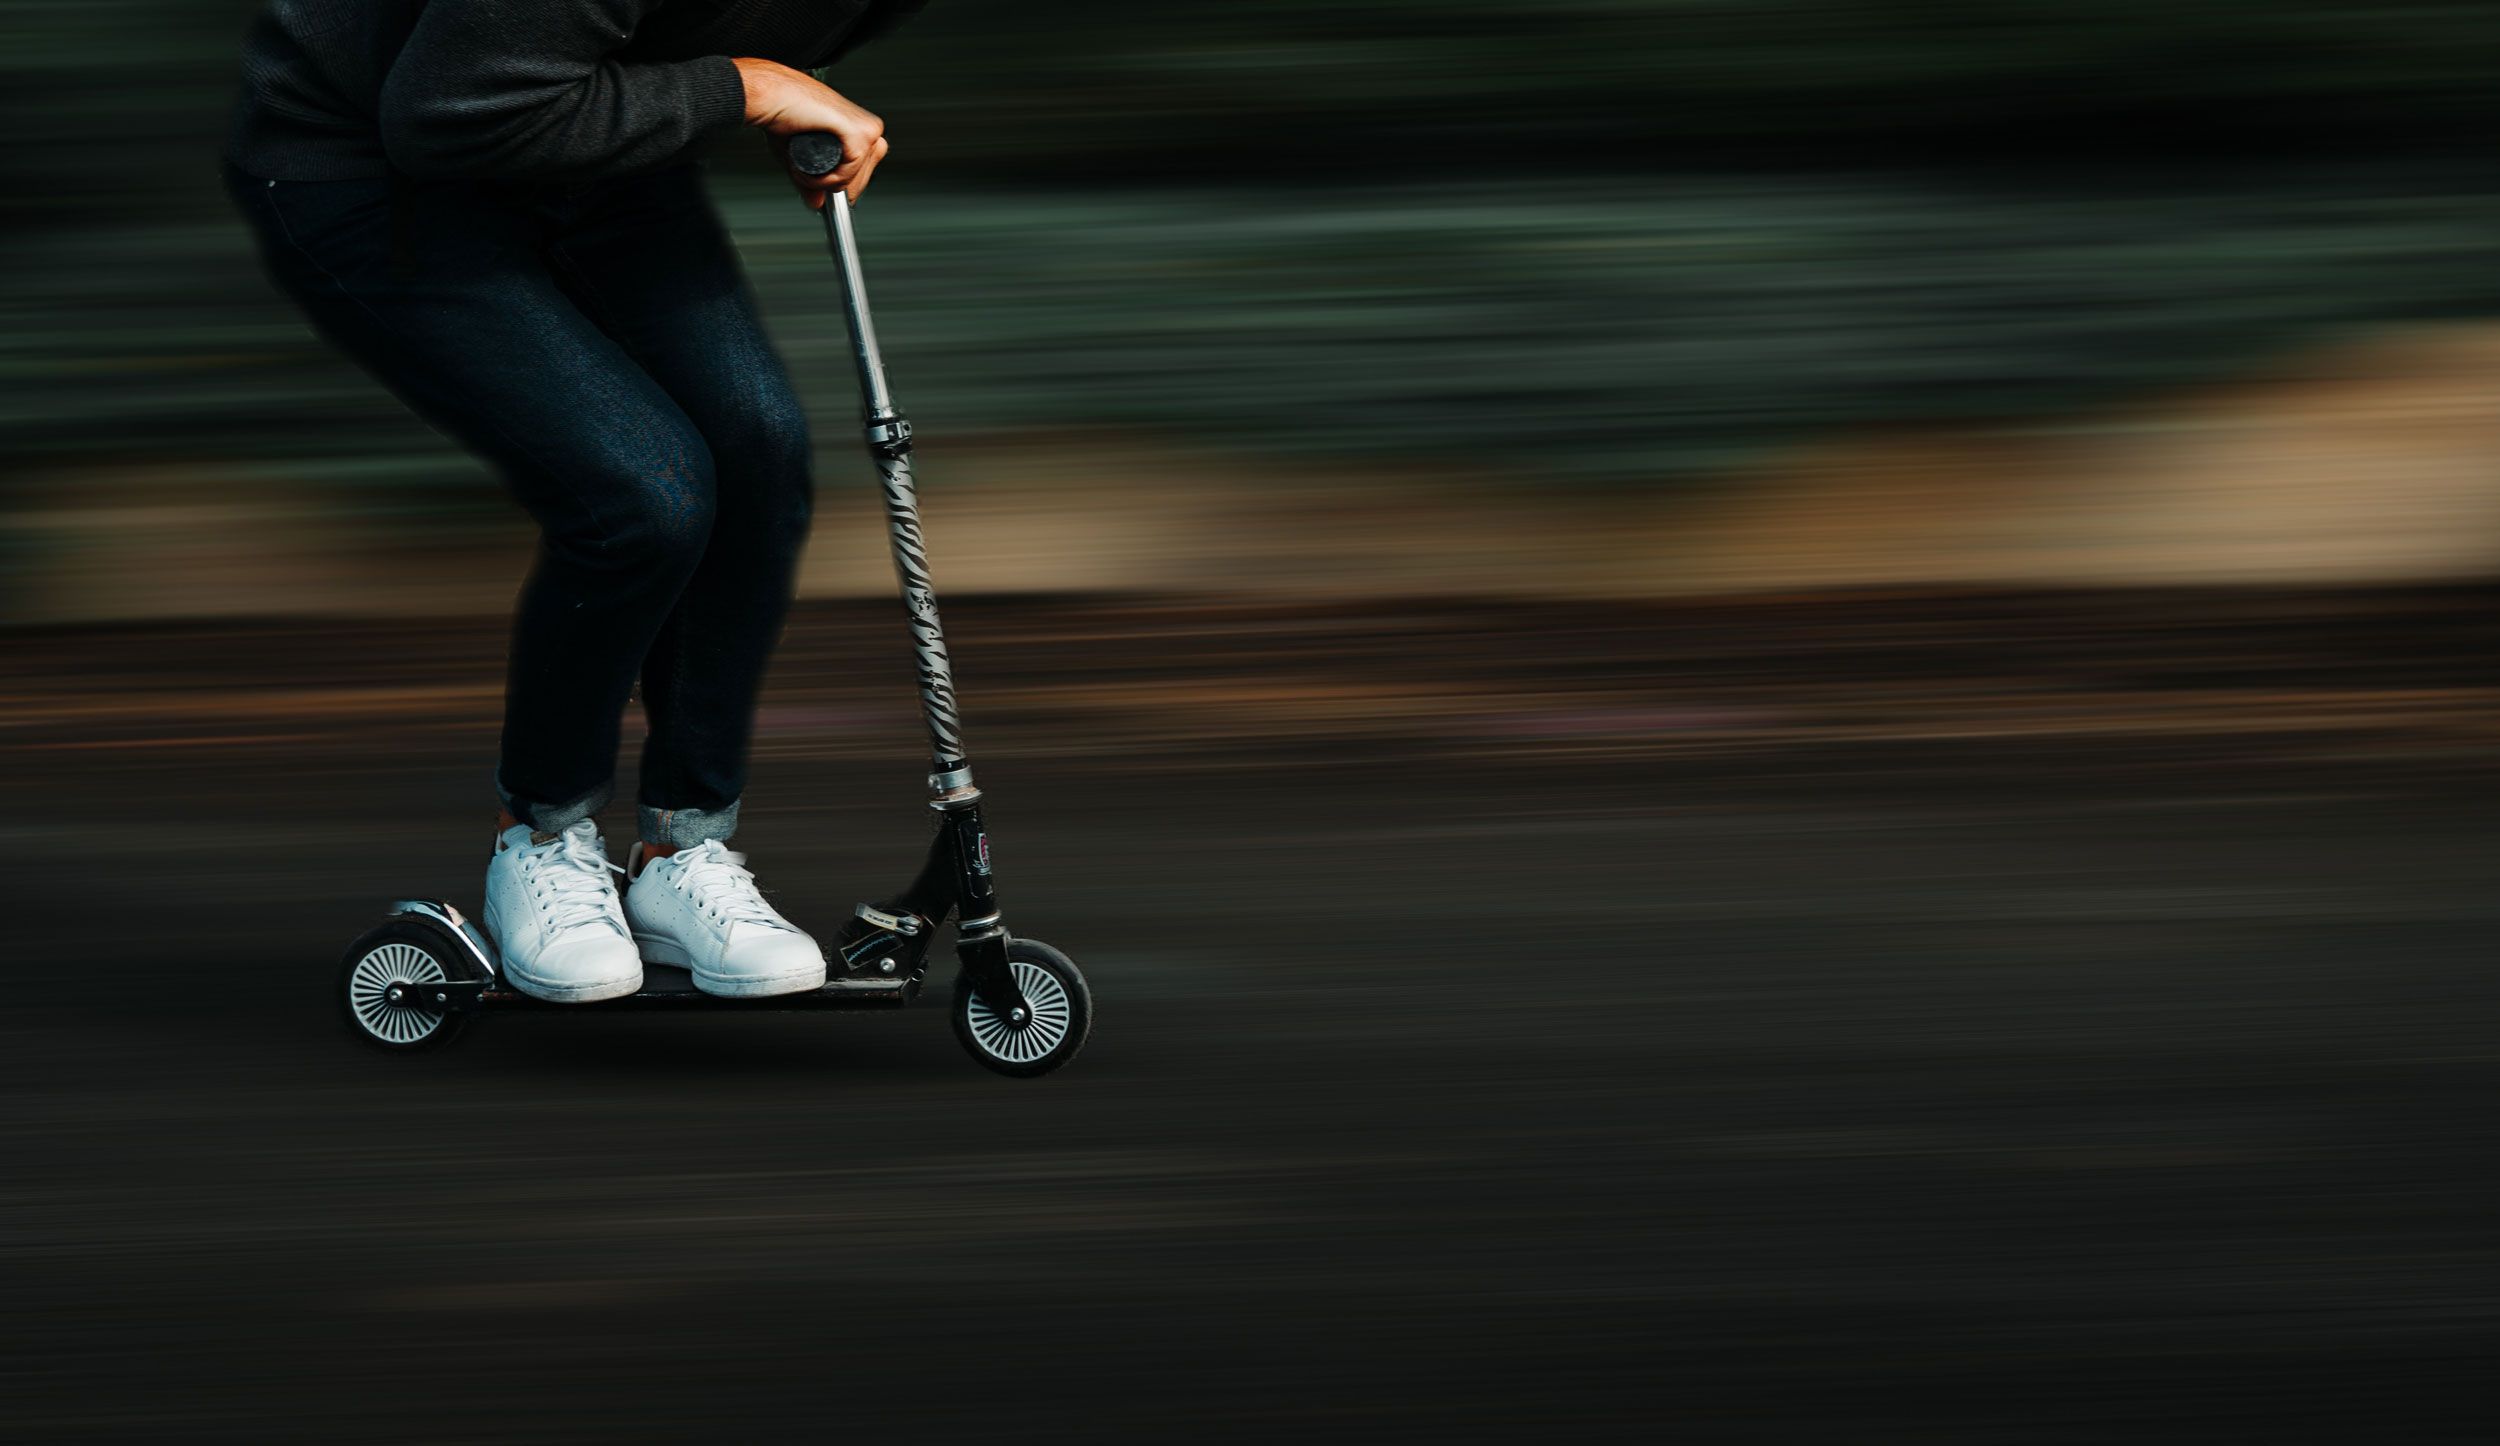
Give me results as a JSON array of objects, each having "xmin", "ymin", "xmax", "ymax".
[
  {"xmin": 338, "ymin": 919, "xmax": 477, "ymax": 1052},
  {"xmin": 952, "ymin": 940, "xmax": 1092, "ymax": 1077}
]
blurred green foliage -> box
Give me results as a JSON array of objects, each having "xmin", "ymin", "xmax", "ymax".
[
  {"xmin": 1, "ymin": 1, "xmax": 2495, "ymax": 503},
  {"xmin": 11, "ymin": 169, "xmax": 2494, "ymax": 490}
]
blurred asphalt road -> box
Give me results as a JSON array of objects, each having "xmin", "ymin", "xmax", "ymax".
[{"xmin": 3, "ymin": 594, "xmax": 2494, "ymax": 1439}]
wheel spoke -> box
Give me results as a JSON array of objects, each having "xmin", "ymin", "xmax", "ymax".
[
  {"xmin": 349, "ymin": 941, "xmax": 447, "ymax": 1045},
  {"xmin": 960, "ymin": 958, "xmax": 1080, "ymax": 1066}
]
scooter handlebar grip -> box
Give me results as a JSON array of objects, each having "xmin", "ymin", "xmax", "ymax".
[{"xmin": 787, "ymin": 133, "xmax": 848, "ymax": 178}]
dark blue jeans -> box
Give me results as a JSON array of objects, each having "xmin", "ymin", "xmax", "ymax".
[{"xmin": 226, "ymin": 161, "xmax": 812, "ymax": 847}]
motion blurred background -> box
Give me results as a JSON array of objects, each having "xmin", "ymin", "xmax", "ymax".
[
  {"xmin": 4, "ymin": 2, "xmax": 2496, "ymax": 1438},
  {"xmin": 10, "ymin": 0, "xmax": 2500, "ymax": 609}
]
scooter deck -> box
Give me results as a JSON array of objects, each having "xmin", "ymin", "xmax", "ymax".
[
  {"xmin": 383, "ymin": 901, "xmax": 927, "ymax": 1014},
  {"xmin": 480, "ymin": 964, "xmax": 917, "ymax": 1011}
]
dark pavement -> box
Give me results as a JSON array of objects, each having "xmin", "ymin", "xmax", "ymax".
[{"xmin": 3, "ymin": 592, "xmax": 2494, "ymax": 1440}]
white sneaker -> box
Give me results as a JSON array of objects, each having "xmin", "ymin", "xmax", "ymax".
[
  {"xmin": 626, "ymin": 840, "xmax": 827, "ymax": 998},
  {"xmin": 482, "ymin": 821, "xmax": 643, "ymax": 1003}
]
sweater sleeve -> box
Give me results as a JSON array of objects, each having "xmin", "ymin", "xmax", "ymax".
[{"xmin": 379, "ymin": 0, "xmax": 749, "ymax": 182}]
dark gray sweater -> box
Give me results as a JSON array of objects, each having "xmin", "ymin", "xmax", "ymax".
[{"xmin": 229, "ymin": 0, "xmax": 921, "ymax": 182}]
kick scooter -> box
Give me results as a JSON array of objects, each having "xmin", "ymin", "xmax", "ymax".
[{"xmin": 335, "ymin": 134, "xmax": 1091, "ymax": 1077}]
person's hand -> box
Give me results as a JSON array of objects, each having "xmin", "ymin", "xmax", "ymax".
[{"xmin": 734, "ymin": 57, "xmax": 889, "ymax": 208}]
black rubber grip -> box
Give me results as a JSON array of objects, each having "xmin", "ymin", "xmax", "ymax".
[{"xmin": 787, "ymin": 133, "xmax": 847, "ymax": 177}]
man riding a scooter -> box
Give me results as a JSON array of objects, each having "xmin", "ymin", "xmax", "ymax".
[{"xmin": 227, "ymin": 1, "xmax": 922, "ymax": 1003}]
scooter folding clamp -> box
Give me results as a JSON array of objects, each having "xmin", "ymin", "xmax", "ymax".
[{"xmin": 864, "ymin": 416, "xmax": 913, "ymax": 457}]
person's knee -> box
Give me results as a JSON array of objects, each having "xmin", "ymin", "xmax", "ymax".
[
  {"xmin": 563, "ymin": 429, "xmax": 720, "ymax": 578},
  {"xmin": 630, "ymin": 481, "xmax": 720, "ymax": 577},
  {"xmin": 710, "ymin": 383, "xmax": 815, "ymax": 539}
]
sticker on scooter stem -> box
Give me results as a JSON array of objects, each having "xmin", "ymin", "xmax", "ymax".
[{"xmin": 973, "ymin": 833, "xmax": 992, "ymax": 874}]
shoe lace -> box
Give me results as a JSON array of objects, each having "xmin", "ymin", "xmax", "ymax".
[
  {"xmin": 670, "ymin": 840, "xmax": 790, "ymax": 931},
  {"xmin": 528, "ymin": 823, "xmax": 627, "ymax": 935}
]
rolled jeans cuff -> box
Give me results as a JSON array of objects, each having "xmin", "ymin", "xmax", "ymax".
[
  {"xmin": 497, "ymin": 771, "xmax": 610, "ymax": 836},
  {"xmin": 641, "ymin": 800, "xmax": 739, "ymax": 849}
]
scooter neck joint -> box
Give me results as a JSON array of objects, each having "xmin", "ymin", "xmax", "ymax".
[{"xmin": 864, "ymin": 412, "xmax": 913, "ymax": 459}]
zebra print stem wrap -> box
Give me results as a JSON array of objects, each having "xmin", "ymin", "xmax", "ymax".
[{"xmin": 879, "ymin": 448, "xmax": 967, "ymax": 769}]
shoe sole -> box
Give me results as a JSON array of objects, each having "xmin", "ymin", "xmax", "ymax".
[
  {"xmin": 633, "ymin": 933, "xmax": 827, "ymax": 999},
  {"xmin": 499, "ymin": 968, "xmax": 644, "ymax": 1004}
]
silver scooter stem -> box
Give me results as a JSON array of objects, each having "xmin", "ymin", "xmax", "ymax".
[
  {"xmin": 823, "ymin": 194, "xmax": 895, "ymax": 419},
  {"xmin": 819, "ymin": 194, "xmax": 975, "ymax": 799}
]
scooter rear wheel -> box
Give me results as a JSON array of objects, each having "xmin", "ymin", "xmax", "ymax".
[
  {"xmin": 951, "ymin": 940, "xmax": 1091, "ymax": 1077},
  {"xmin": 338, "ymin": 918, "xmax": 477, "ymax": 1052}
]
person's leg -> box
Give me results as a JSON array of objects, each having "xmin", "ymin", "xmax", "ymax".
[
  {"xmin": 224, "ymin": 165, "xmax": 722, "ymax": 831},
  {"xmin": 537, "ymin": 163, "xmax": 816, "ymax": 852},
  {"xmin": 517, "ymin": 164, "xmax": 830, "ymax": 998}
]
